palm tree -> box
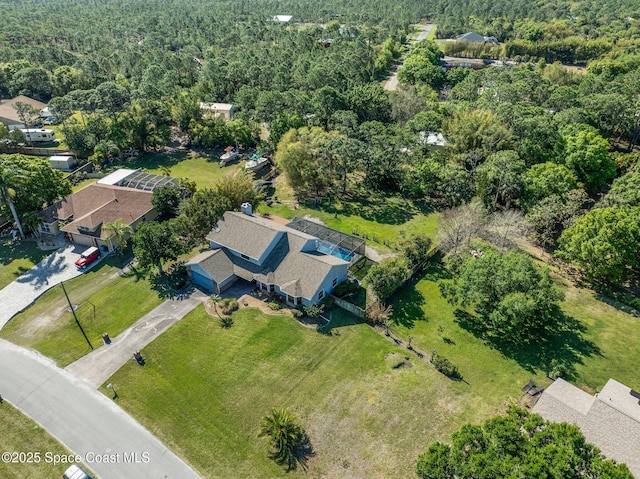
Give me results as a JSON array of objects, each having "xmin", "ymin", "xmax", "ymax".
[
  {"xmin": 208, "ymin": 294, "xmax": 222, "ymax": 319},
  {"xmin": 0, "ymin": 166, "xmax": 25, "ymax": 239},
  {"xmin": 104, "ymin": 218, "xmax": 132, "ymax": 253},
  {"xmin": 258, "ymin": 408, "xmax": 307, "ymax": 470}
]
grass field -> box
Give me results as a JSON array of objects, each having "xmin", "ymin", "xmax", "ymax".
[
  {"xmin": 0, "ymin": 401, "xmax": 92, "ymax": 479},
  {"xmin": 105, "ymin": 305, "xmax": 530, "ymax": 479},
  {"xmin": 110, "ymin": 150, "xmax": 243, "ymax": 190},
  {"xmin": 0, "ymin": 235, "xmax": 49, "ymax": 290},
  {"xmin": 0, "ymin": 257, "xmax": 163, "ymax": 367},
  {"xmin": 260, "ymin": 192, "xmax": 439, "ymax": 252}
]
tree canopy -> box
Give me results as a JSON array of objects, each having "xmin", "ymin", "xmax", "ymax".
[
  {"xmin": 439, "ymin": 251, "xmax": 563, "ymax": 344},
  {"xmin": 416, "ymin": 407, "xmax": 633, "ymax": 479}
]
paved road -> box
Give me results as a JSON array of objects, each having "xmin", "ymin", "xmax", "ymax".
[
  {"xmin": 0, "ymin": 339, "xmax": 201, "ymax": 479},
  {"xmin": 384, "ymin": 23, "xmax": 435, "ymax": 91},
  {"xmin": 67, "ymin": 292, "xmax": 206, "ymax": 388},
  {"xmin": 0, "ymin": 244, "xmax": 103, "ymax": 329}
]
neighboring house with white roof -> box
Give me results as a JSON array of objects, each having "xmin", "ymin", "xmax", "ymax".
[
  {"xmin": 456, "ymin": 32, "xmax": 498, "ymax": 44},
  {"xmin": 185, "ymin": 208, "xmax": 349, "ymax": 305},
  {"xmin": 272, "ymin": 15, "xmax": 293, "ymax": 25},
  {"xmin": 532, "ymin": 378, "xmax": 640, "ymax": 476},
  {"xmin": 200, "ymin": 102, "xmax": 236, "ymax": 121}
]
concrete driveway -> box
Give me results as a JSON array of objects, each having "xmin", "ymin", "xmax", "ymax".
[
  {"xmin": 0, "ymin": 339, "xmax": 201, "ymax": 479},
  {"xmin": 0, "ymin": 244, "xmax": 104, "ymax": 329}
]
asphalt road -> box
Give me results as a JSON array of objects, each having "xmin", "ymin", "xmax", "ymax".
[
  {"xmin": 0, "ymin": 339, "xmax": 201, "ymax": 479},
  {"xmin": 384, "ymin": 23, "xmax": 435, "ymax": 91}
]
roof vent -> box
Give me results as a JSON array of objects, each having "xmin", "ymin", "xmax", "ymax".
[{"xmin": 241, "ymin": 203, "xmax": 252, "ymax": 216}]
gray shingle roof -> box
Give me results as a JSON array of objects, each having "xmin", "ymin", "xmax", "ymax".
[
  {"xmin": 193, "ymin": 213, "xmax": 347, "ymax": 300},
  {"xmin": 206, "ymin": 212, "xmax": 290, "ymax": 260},
  {"xmin": 532, "ymin": 378, "xmax": 640, "ymax": 476}
]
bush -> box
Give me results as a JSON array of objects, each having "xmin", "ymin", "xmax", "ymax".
[
  {"xmin": 218, "ymin": 298, "xmax": 239, "ymax": 315},
  {"xmin": 332, "ymin": 280, "xmax": 360, "ymax": 297},
  {"xmin": 291, "ymin": 308, "xmax": 303, "ymax": 318},
  {"xmin": 430, "ymin": 351, "xmax": 459, "ymax": 378},
  {"xmin": 268, "ymin": 301, "xmax": 281, "ymax": 310}
]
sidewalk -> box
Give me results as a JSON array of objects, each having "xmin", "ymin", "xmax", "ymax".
[{"xmin": 66, "ymin": 291, "xmax": 206, "ymax": 388}]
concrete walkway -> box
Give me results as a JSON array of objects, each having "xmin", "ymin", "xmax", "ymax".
[
  {"xmin": 0, "ymin": 244, "xmax": 104, "ymax": 329},
  {"xmin": 66, "ymin": 291, "xmax": 206, "ymax": 388},
  {"xmin": 0, "ymin": 339, "xmax": 201, "ymax": 479}
]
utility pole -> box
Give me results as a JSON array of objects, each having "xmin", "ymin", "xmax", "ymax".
[{"xmin": 61, "ymin": 281, "xmax": 93, "ymax": 350}]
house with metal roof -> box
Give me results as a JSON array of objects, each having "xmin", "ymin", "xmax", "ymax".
[
  {"xmin": 200, "ymin": 102, "xmax": 236, "ymax": 121},
  {"xmin": 532, "ymin": 378, "xmax": 640, "ymax": 476},
  {"xmin": 185, "ymin": 207, "xmax": 349, "ymax": 305}
]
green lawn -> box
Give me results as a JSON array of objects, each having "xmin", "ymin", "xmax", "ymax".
[
  {"xmin": 110, "ymin": 150, "xmax": 243, "ymax": 189},
  {"xmin": 0, "ymin": 401, "xmax": 92, "ymax": 479},
  {"xmin": 105, "ymin": 305, "xmax": 530, "ymax": 479},
  {"xmin": 0, "ymin": 235, "xmax": 49, "ymax": 290},
  {"xmin": 0, "ymin": 258, "xmax": 163, "ymax": 366},
  {"xmin": 260, "ymin": 192, "xmax": 439, "ymax": 252},
  {"xmin": 71, "ymin": 178, "xmax": 96, "ymax": 192},
  {"xmin": 389, "ymin": 265, "xmax": 640, "ymax": 396},
  {"xmin": 427, "ymin": 24, "xmax": 437, "ymax": 40}
]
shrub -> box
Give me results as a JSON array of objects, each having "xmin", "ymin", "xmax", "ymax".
[
  {"xmin": 291, "ymin": 309, "xmax": 303, "ymax": 318},
  {"xmin": 218, "ymin": 298, "xmax": 239, "ymax": 315},
  {"xmin": 430, "ymin": 351, "xmax": 459, "ymax": 378},
  {"xmin": 332, "ymin": 280, "xmax": 360, "ymax": 297},
  {"xmin": 268, "ymin": 301, "xmax": 281, "ymax": 310}
]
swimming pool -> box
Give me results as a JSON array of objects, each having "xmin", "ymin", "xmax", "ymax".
[{"xmin": 317, "ymin": 242, "xmax": 355, "ymax": 262}]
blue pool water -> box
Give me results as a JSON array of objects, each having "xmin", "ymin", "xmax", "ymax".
[{"xmin": 317, "ymin": 242, "xmax": 355, "ymax": 262}]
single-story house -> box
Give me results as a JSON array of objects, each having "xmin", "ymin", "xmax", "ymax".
[
  {"xmin": 0, "ymin": 96, "xmax": 47, "ymax": 128},
  {"xmin": 532, "ymin": 378, "xmax": 640, "ymax": 476},
  {"xmin": 456, "ymin": 32, "xmax": 498, "ymax": 44},
  {"xmin": 38, "ymin": 183, "xmax": 157, "ymax": 250},
  {"xmin": 200, "ymin": 102, "xmax": 236, "ymax": 121},
  {"xmin": 272, "ymin": 15, "xmax": 293, "ymax": 25},
  {"xmin": 185, "ymin": 208, "xmax": 349, "ymax": 305}
]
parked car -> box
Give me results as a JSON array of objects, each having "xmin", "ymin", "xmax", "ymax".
[
  {"xmin": 63, "ymin": 464, "xmax": 93, "ymax": 479},
  {"xmin": 75, "ymin": 246, "xmax": 101, "ymax": 269}
]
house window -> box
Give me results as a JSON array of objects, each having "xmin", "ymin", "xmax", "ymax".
[
  {"xmin": 332, "ymin": 277, "xmax": 338, "ymax": 287},
  {"xmin": 318, "ymin": 290, "xmax": 324, "ymax": 300},
  {"xmin": 41, "ymin": 223, "xmax": 51, "ymax": 233},
  {"xmin": 241, "ymin": 254, "xmax": 250, "ymax": 260},
  {"xmin": 269, "ymin": 284, "xmax": 275, "ymax": 293},
  {"xmin": 295, "ymin": 297, "xmax": 301, "ymax": 305}
]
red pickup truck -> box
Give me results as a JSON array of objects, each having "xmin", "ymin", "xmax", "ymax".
[{"xmin": 75, "ymin": 246, "xmax": 101, "ymax": 269}]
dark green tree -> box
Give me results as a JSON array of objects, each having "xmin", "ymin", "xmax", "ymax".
[
  {"xmin": 439, "ymin": 251, "xmax": 563, "ymax": 344},
  {"xmin": 132, "ymin": 220, "xmax": 185, "ymax": 275},
  {"xmin": 416, "ymin": 407, "xmax": 633, "ymax": 479},
  {"xmin": 557, "ymin": 207, "xmax": 640, "ymax": 285},
  {"xmin": 258, "ymin": 408, "xmax": 309, "ymax": 471}
]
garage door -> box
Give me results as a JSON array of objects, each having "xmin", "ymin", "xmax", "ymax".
[{"xmin": 191, "ymin": 270, "xmax": 214, "ymax": 293}]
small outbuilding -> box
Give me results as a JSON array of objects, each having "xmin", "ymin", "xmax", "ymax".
[
  {"xmin": 200, "ymin": 102, "xmax": 236, "ymax": 121},
  {"xmin": 49, "ymin": 155, "xmax": 77, "ymax": 172},
  {"xmin": 272, "ymin": 15, "xmax": 293, "ymax": 25}
]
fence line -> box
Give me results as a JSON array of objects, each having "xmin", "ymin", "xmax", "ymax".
[{"xmin": 330, "ymin": 294, "xmax": 366, "ymax": 319}]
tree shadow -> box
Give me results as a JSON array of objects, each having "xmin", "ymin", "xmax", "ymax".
[
  {"xmin": 453, "ymin": 309, "xmax": 602, "ymax": 380},
  {"xmin": 316, "ymin": 307, "xmax": 364, "ymax": 335},
  {"xmin": 15, "ymin": 252, "xmax": 68, "ymax": 290},
  {"xmin": 272, "ymin": 434, "xmax": 315, "ymax": 472},
  {"xmin": 391, "ymin": 279, "xmax": 427, "ymax": 328}
]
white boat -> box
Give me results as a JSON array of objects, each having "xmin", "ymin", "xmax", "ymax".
[
  {"xmin": 219, "ymin": 146, "xmax": 239, "ymax": 166},
  {"xmin": 244, "ymin": 154, "xmax": 269, "ymax": 172}
]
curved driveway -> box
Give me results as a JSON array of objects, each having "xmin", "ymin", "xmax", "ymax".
[
  {"xmin": 384, "ymin": 23, "xmax": 435, "ymax": 91},
  {"xmin": 0, "ymin": 339, "xmax": 201, "ymax": 479}
]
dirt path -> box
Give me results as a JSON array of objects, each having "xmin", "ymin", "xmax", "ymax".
[{"xmin": 384, "ymin": 24, "xmax": 435, "ymax": 92}]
